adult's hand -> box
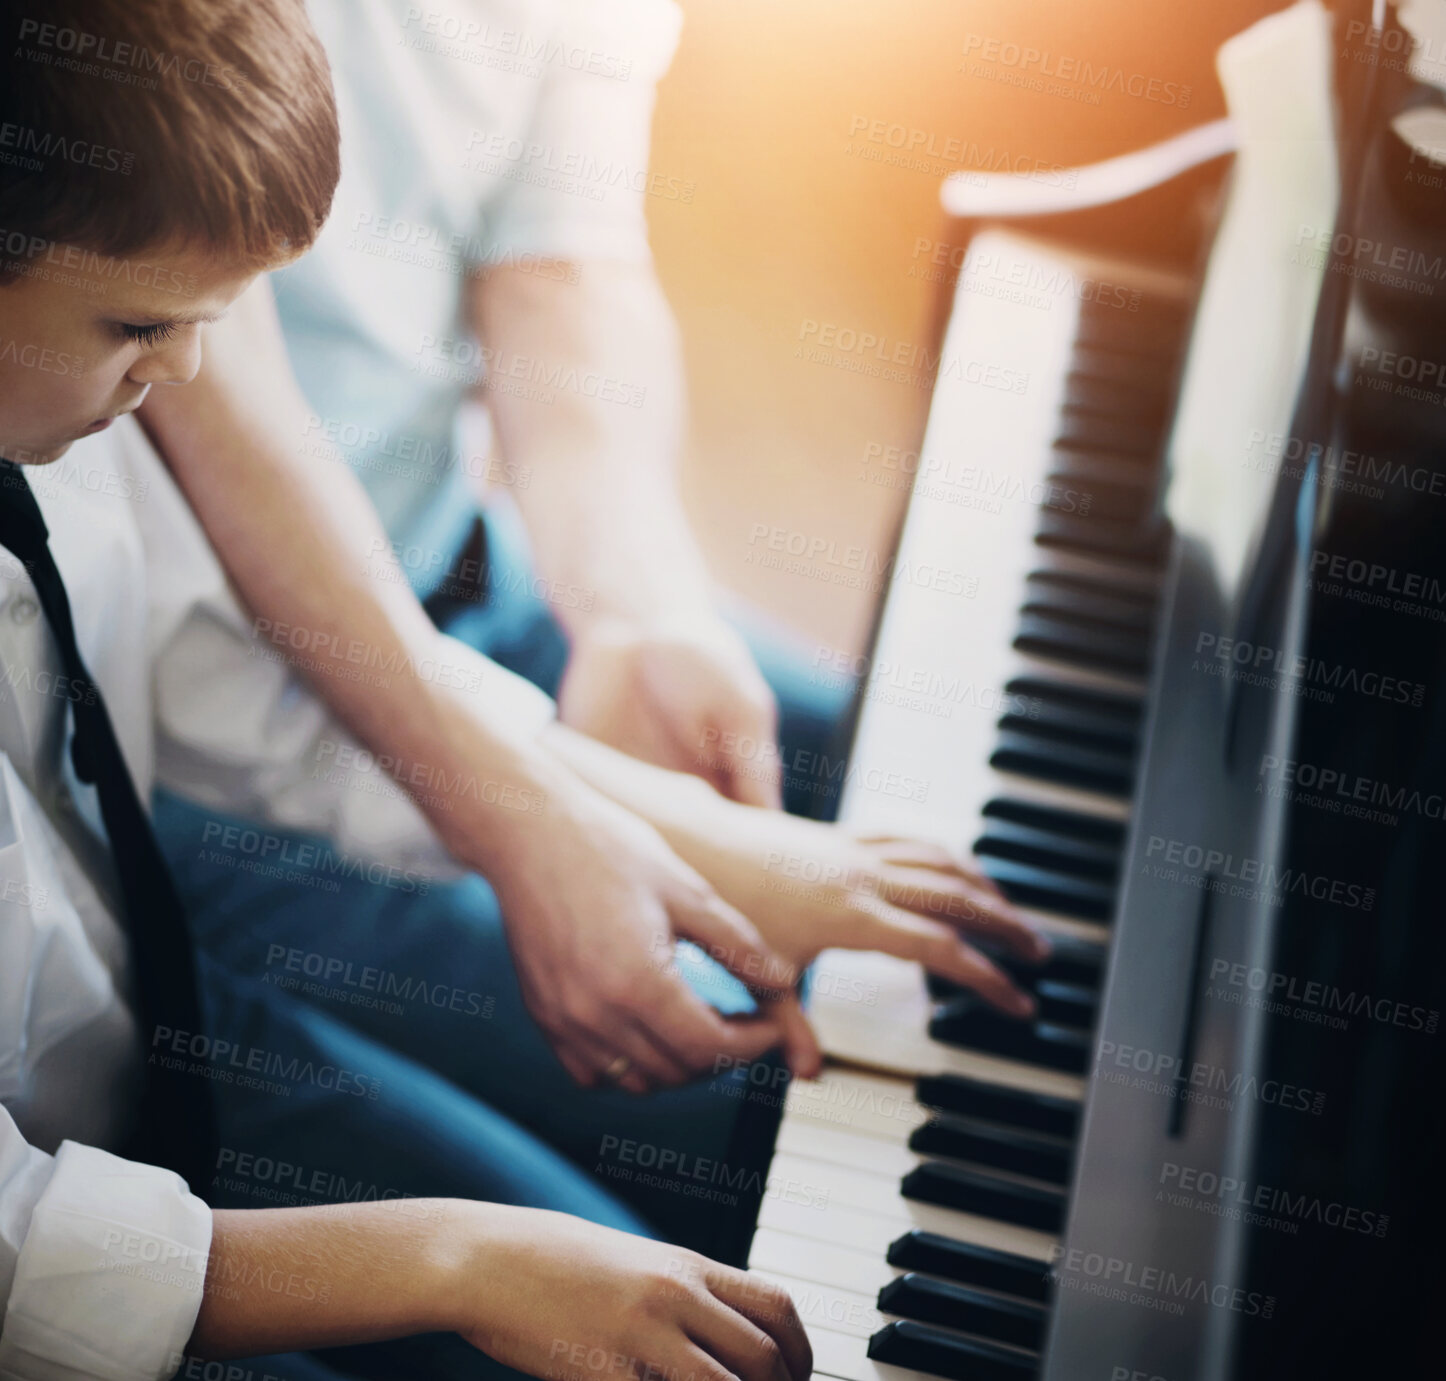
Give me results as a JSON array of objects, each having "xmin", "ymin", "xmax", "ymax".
[
  {"xmin": 557, "ymin": 614, "xmax": 784, "ymax": 809},
  {"xmin": 484, "ymin": 773, "xmax": 819, "ymax": 1091}
]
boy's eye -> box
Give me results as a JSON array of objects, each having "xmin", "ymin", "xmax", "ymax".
[{"xmin": 119, "ymin": 320, "xmax": 179, "ymax": 347}]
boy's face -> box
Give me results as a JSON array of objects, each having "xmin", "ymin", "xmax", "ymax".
[{"xmin": 0, "ymin": 242, "xmax": 257, "ymax": 464}]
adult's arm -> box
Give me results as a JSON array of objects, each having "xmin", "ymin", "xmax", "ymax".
[
  {"xmin": 471, "ymin": 258, "xmax": 782, "ymax": 808},
  {"xmin": 136, "ymin": 281, "xmax": 809, "ymax": 1092}
]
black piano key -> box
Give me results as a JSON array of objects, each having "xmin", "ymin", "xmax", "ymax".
[
  {"xmin": 909, "ymin": 1114, "xmax": 1073, "ymax": 1185},
  {"xmin": 1075, "ymin": 294, "xmax": 1189, "ymax": 350},
  {"xmin": 984, "ymin": 929, "xmax": 1107, "ymax": 991},
  {"xmin": 976, "ymin": 855, "xmax": 1117, "ymax": 921},
  {"xmin": 901, "ymin": 1161, "xmax": 1066, "ymax": 1232},
  {"xmin": 915, "ymin": 1075, "xmax": 1079, "ymax": 1139},
  {"xmin": 1034, "ymin": 979, "xmax": 1097, "ymax": 1027},
  {"xmin": 1062, "ymin": 369, "xmax": 1172, "ymax": 420},
  {"xmin": 887, "ymin": 1231, "xmax": 1053, "ymax": 1302},
  {"xmin": 998, "ymin": 705, "xmax": 1138, "ymax": 757},
  {"xmin": 878, "ymin": 1274, "xmax": 1048, "ymax": 1352},
  {"xmin": 929, "ymin": 936, "xmax": 1106, "ymax": 1002},
  {"xmin": 869, "ymin": 1320, "xmax": 1039, "ymax": 1381},
  {"xmin": 929, "ymin": 998, "xmax": 1093, "ymax": 1073},
  {"xmin": 1006, "ymin": 673, "xmax": 1145, "ymax": 717},
  {"xmin": 1014, "ymin": 610, "xmax": 1151, "ymax": 678},
  {"xmin": 1035, "ymin": 511, "xmax": 1169, "ymax": 566},
  {"xmin": 990, "ymin": 732, "xmax": 1135, "ymax": 801},
  {"xmin": 1053, "ymin": 411, "xmax": 1166, "ymax": 459},
  {"xmin": 1023, "ymin": 570, "xmax": 1157, "ymax": 632},
  {"xmin": 978, "ymin": 849, "xmax": 1118, "ymax": 911},
  {"xmin": 980, "ymin": 794, "xmax": 1128, "ymax": 847},
  {"xmin": 973, "ymin": 815, "xmax": 1121, "ymax": 880},
  {"xmin": 1045, "ymin": 469, "xmax": 1155, "ymax": 525},
  {"xmin": 1068, "ymin": 343, "xmax": 1168, "ymax": 386}
]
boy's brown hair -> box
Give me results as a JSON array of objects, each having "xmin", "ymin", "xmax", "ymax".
[{"xmin": 0, "ymin": 0, "xmax": 339, "ymax": 270}]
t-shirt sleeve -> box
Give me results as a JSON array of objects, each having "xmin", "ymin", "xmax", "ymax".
[{"xmin": 481, "ymin": 0, "xmax": 684, "ymax": 265}]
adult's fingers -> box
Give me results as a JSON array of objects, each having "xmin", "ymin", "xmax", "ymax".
[
  {"xmin": 756, "ymin": 991, "xmax": 822, "ymax": 1081},
  {"xmin": 641, "ymin": 972, "xmax": 799, "ymax": 1074},
  {"xmin": 702, "ymin": 1267, "xmax": 813, "ymax": 1381},
  {"xmin": 673, "ymin": 893, "xmax": 800, "ymax": 1000},
  {"xmin": 709, "ymin": 701, "xmax": 783, "ymax": 810},
  {"xmin": 880, "ymin": 864, "xmax": 1049, "ymax": 962}
]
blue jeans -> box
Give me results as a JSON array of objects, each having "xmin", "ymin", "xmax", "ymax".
[{"xmin": 155, "ymin": 499, "xmax": 854, "ymax": 1376}]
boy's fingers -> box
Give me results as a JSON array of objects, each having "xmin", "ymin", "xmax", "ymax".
[
  {"xmin": 881, "ymin": 865, "xmax": 1050, "ymax": 962},
  {"xmin": 704, "ymin": 1268, "xmax": 814, "ymax": 1381}
]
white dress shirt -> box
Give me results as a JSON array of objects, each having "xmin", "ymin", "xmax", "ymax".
[
  {"xmin": 0, "ymin": 418, "xmax": 555, "ymax": 1378},
  {"xmin": 272, "ymin": 0, "xmax": 683, "ymax": 590}
]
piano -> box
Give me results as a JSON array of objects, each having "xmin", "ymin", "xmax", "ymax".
[{"xmin": 728, "ymin": 4, "xmax": 1446, "ymax": 1379}]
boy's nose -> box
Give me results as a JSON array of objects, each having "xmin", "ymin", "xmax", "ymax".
[{"xmin": 126, "ymin": 326, "xmax": 204, "ymax": 387}]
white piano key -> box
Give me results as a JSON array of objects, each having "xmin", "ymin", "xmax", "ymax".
[
  {"xmin": 752, "ymin": 1269, "xmax": 886, "ymax": 1340},
  {"xmin": 806, "ymin": 1318, "xmax": 939, "ymax": 1381},
  {"xmin": 782, "ymin": 1067, "xmax": 929, "ymax": 1143},
  {"xmin": 750, "ymin": 1226, "xmax": 905, "ymax": 1298},
  {"xmin": 760, "ymin": 1151, "xmax": 1058, "ymax": 1262},
  {"xmin": 807, "ymin": 949, "xmax": 1088, "ymax": 1096}
]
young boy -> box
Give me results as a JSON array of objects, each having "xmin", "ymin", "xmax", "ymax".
[{"xmin": 0, "ymin": 1, "xmax": 814, "ymax": 1377}]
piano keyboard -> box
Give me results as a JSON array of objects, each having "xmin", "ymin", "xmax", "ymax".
[{"xmin": 747, "ymin": 233, "xmax": 1195, "ymax": 1381}]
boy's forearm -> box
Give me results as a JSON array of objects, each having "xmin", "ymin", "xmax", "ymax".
[
  {"xmin": 188, "ymin": 1201, "xmax": 483, "ymax": 1358},
  {"xmin": 470, "ymin": 261, "xmax": 716, "ymax": 633},
  {"xmin": 139, "ymin": 278, "xmax": 558, "ymax": 876}
]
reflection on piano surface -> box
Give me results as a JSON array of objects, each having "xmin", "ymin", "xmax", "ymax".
[{"xmin": 733, "ymin": 4, "xmax": 1446, "ymax": 1379}]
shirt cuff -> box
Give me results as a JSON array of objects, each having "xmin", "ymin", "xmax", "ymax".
[{"xmin": 0, "ymin": 1142, "xmax": 211, "ymax": 1381}]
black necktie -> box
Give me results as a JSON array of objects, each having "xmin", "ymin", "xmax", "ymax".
[{"xmin": 0, "ymin": 460, "xmax": 217, "ymax": 1190}]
